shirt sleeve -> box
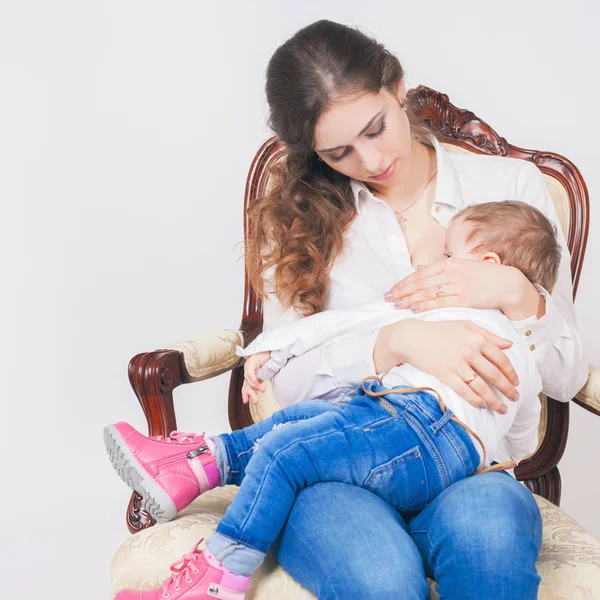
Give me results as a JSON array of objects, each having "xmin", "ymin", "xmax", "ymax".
[
  {"xmin": 261, "ymin": 268, "xmax": 361, "ymax": 407},
  {"xmin": 511, "ymin": 161, "xmax": 588, "ymax": 402}
]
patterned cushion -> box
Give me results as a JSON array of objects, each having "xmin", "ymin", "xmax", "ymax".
[{"xmin": 111, "ymin": 487, "xmax": 600, "ymax": 599}]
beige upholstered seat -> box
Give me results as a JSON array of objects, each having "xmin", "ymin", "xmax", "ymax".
[
  {"xmin": 111, "ymin": 89, "xmax": 600, "ymax": 598},
  {"xmin": 112, "ymin": 487, "xmax": 600, "ymax": 599}
]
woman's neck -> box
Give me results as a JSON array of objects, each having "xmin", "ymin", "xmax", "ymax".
[{"xmin": 366, "ymin": 139, "xmax": 436, "ymax": 211}]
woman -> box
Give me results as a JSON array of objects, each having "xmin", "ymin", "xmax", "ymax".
[
  {"xmin": 113, "ymin": 18, "xmax": 587, "ymax": 600},
  {"xmin": 245, "ymin": 19, "xmax": 586, "ymax": 599}
]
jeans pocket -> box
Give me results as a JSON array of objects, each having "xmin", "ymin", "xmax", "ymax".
[{"xmin": 362, "ymin": 446, "xmax": 429, "ymax": 512}]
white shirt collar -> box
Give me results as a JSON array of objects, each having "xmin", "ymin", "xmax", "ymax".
[{"xmin": 349, "ymin": 136, "xmax": 465, "ymax": 215}]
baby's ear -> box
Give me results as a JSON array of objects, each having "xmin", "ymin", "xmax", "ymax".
[{"xmin": 481, "ymin": 251, "xmax": 501, "ymax": 265}]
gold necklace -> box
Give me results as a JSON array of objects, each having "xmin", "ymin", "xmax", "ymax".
[{"xmin": 393, "ymin": 169, "xmax": 438, "ymax": 230}]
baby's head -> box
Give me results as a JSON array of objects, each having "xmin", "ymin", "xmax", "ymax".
[{"xmin": 445, "ymin": 201, "xmax": 562, "ymax": 293}]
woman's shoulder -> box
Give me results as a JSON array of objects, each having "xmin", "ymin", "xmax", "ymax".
[
  {"xmin": 442, "ymin": 144, "xmax": 545, "ymax": 199},
  {"xmin": 446, "ymin": 145, "xmax": 539, "ymax": 180}
]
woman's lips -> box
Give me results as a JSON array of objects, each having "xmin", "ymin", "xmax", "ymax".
[{"xmin": 370, "ymin": 159, "xmax": 397, "ymax": 181}]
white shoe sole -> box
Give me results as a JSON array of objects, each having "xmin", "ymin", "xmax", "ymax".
[{"xmin": 103, "ymin": 424, "xmax": 177, "ymax": 523}]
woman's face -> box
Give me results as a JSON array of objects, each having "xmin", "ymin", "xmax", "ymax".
[{"xmin": 313, "ymin": 82, "xmax": 412, "ymax": 187}]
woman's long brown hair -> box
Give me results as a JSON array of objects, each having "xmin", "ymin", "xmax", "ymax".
[{"xmin": 246, "ymin": 20, "xmax": 434, "ymax": 317}]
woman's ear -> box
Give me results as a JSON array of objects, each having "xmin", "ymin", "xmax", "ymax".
[
  {"xmin": 481, "ymin": 251, "xmax": 501, "ymax": 265},
  {"xmin": 395, "ymin": 78, "xmax": 405, "ymax": 101}
]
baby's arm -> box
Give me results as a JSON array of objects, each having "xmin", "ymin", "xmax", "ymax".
[
  {"xmin": 503, "ymin": 384, "xmax": 542, "ymax": 464},
  {"xmin": 236, "ymin": 300, "xmax": 404, "ymax": 382},
  {"xmin": 466, "ymin": 310, "xmax": 543, "ymax": 464},
  {"xmin": 501, "ymin": 330, "xmax": 544, "ymax": 464}
]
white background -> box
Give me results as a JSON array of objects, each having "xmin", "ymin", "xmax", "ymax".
[{"xmin": 1, "ymin": 1, "xmax": 598, "ymax": 597}]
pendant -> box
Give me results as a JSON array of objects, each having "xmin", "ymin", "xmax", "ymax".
[{"xmin": 395, "ymin": 212, "xmax": 407, "ymax": 230}]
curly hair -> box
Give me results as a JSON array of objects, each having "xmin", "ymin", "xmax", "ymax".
[{"xmin": 246, "ymin": 19, "xmax": 434, "ymax": 317}]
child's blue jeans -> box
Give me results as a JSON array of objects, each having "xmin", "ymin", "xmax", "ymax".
[{"xmin": 206, "ymin": 378, "xmax": 481, "ymax": 575}]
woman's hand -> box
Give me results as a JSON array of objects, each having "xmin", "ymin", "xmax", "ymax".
[
  {"xmin": 374, "ymin": 319, "xmax": 520, "ymax": 414},
  {"xmin": 241, "ymin": 351, "xmax": 271, "ymax": 405},
  {"xmin": 384, "ymin": 258, "xmax": 540, "ymax": 319}
]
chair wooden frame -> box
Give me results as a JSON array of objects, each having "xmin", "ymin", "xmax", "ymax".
[{"xmin": 123, "ymin": 86, "xmax": 590, "ymax": 534}]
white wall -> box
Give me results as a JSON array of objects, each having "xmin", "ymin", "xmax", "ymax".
[{"xmin": 1, "ymin": 1, "xmax": 598, "ymax": 597}]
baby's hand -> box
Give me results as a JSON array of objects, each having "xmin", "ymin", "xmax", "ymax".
[{"xmin": 242, "ymin": 351, "xmax": 271, "ymax": 405}]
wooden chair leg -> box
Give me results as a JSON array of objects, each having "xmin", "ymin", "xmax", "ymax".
[{"xmin": 127, "ymin": 492, "xmax": 154, "ymax": 533}]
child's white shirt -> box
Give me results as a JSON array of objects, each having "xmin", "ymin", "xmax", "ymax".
[{"xmin": 236, "ymin": 301, "xmax": 542, "ymax": 468}]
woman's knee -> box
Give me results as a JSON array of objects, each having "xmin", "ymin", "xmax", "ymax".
[
  {"xmin": 441, "ymin": 473, "xmax": 542, "ymax": 551},
  {"xmin": 413, "ymin": 472, "xmax": 542, "ymax": 574},
  {"xmin": 409, "ymin": 473, "xmax": 542, "ymax": 598}
]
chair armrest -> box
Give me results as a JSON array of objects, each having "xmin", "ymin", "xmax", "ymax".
[
  {"xmin": 125, "ymin": 328, "xmax": 245, "ymax": 533},
  {"xmin": 166, "ymin": 329, "xmax": 244, "ymax": 383},
  {"xmin": 574, "ymin": 364, "xmax": 600, "ymax": 416},
  {"xmin": 128, "ymin": 329, "xmax": 245, "ymax": 437}
]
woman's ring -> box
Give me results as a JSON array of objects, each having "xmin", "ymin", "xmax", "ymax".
[
  {"xmin": 465, "ymin": 373, "xmax": 478, "ymax": 385},
  {"xmin": 435, "ymin": 284, "xmax": 445, "ymax": 297}
]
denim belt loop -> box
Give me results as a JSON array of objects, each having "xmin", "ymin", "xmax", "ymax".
[
  {"xmin": 377, "ymin": 397, "xmax": 398, "ymax": 417},
  {"xmin": 429, "ymin": 408, "xmax": 453, "ymax": 434},
  {"xmin": 359, "ymin": 377, "xmax": 399, "ymax": 417}
]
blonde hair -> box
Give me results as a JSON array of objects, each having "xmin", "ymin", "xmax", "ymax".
[{"xmin": 454, "ymin": 200, "xmax": 562, "ymax": 292}]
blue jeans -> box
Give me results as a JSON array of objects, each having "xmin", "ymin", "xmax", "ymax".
[{"xmin": 207, "ymin": 380, "xmax": 541, "ymax": 597}]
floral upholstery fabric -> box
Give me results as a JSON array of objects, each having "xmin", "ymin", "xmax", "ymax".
[
  {"xmin": 167, "ymin": 329, "xmax": 244, "ymax": 382},
  {"xmin": 111, "ymin": 487, "xmax": 600, "ymax": 599},
  {"xmin": 576, "ymin": 364, "xmax": 600, "ymax": 415}
]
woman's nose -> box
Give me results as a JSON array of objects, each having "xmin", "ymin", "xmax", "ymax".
[{"xmin": 360, "ymin": 150, "xmax": 385, "ymax": 176}]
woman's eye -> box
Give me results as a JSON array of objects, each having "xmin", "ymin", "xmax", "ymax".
[
  {"xmin": 443, "ymin": 253, "xmax": 451, "ymax": 258},
  {"xmin": 366, "ymin": 120, "xmax": 387, "ymax": 139},
  {"xmin": 329, "ymin": 119, "xmax": 387, "ymax": 163},
  {"xmin": 330, "ymin": 149, "xmax": 351, "ymax": 163}
]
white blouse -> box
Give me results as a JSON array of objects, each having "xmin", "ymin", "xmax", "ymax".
[{"xmin": 263, "ymin": 136, "xmax": 588, "ymax": 411}]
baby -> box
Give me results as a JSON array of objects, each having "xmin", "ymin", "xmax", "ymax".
[{"xmin": 108, "ymin": 200, "xmax": 561, "ymax": 600}]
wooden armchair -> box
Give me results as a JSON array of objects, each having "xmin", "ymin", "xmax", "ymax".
[{"xmin": 111, "ymin": 87, "xmax": 600, "ymax": 599}]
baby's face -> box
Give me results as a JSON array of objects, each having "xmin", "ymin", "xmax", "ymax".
[{"xmin": 444, "ymin": 217, "xmax": 480, "ymax": 260}]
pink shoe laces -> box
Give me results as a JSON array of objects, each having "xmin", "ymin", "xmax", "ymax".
[
  {"xmin": 155, "ymin": 431, "xmax": 206, "ymax": 443},
  {"xmin": 160, "ymin": 539, "xmax": 206, "ymax": 598}
]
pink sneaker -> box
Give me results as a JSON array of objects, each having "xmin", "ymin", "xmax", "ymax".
[
  {"xmin": 104, "ymin": 422, "xmax": 221, "ymax": 522},
  {"xmin": 114, "ymin": 540, "xmax": 251, "ymax": 599}
]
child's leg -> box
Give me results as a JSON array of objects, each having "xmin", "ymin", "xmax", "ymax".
[
  {"xmin": 211, "ymin": 398, "xmax": 339, "ymax": 486},
  {"xmin": 206, "ymin": 380, "xmax": 483, "ymax": 578},
  {"xmin": 104, "ymin": 399, "xmax": 338, "ymax": 523},
  {"xmin": 206, "ymin": 400, "xmax": 422, "ymax": 576}
]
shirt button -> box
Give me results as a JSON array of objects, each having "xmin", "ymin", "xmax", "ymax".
[
  {"xmin": 435, "ymin": 207, "xmax": 441, "ymax": 213},
  {"xmin": 525, "ymin": 330, "xmax": 532, "ymax": 336},
  {"xmin": 530, "ymin": 344, "xmax": 535, "ymax": 351}
]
